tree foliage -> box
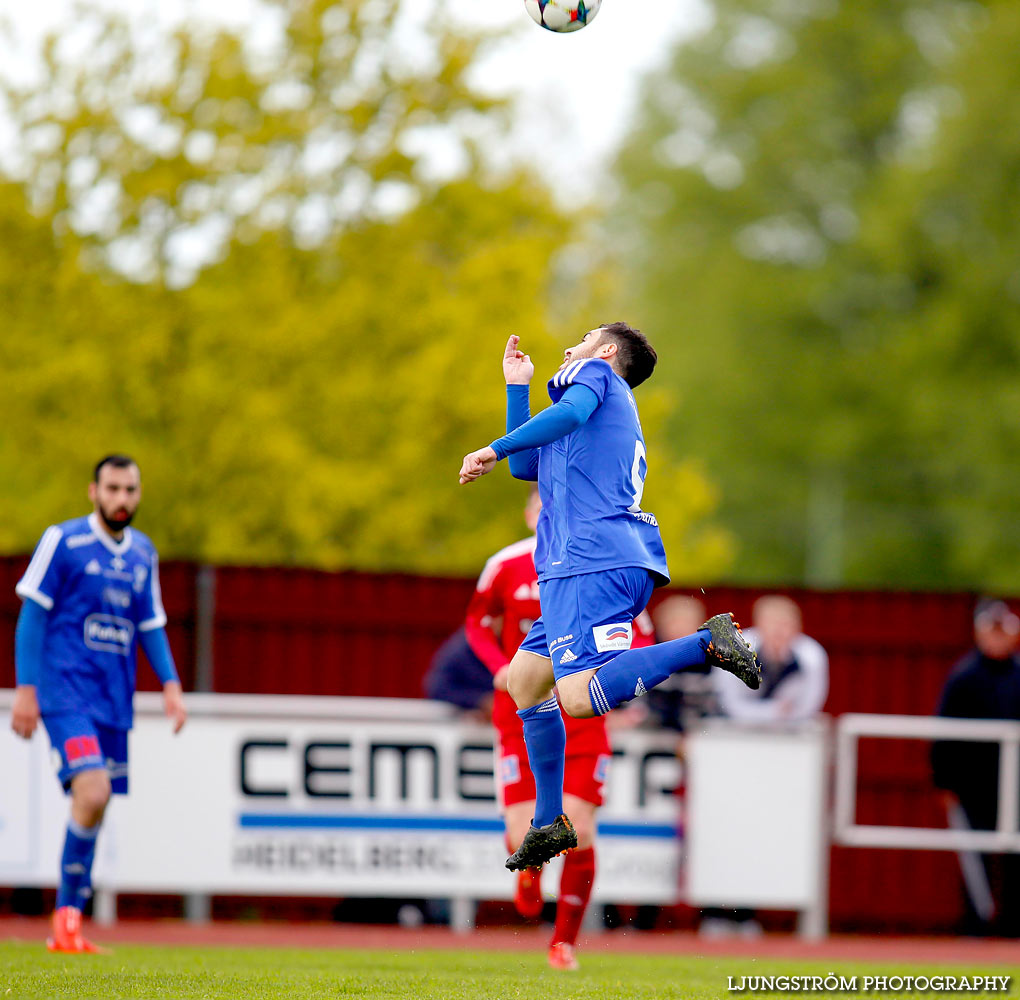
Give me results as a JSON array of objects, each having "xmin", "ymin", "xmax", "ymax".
[
  {"xmin": 0, "ymin": 2, "xmax": 730, "ymax": 579},
  {"xmin": 611, "ymin": 0, "xmax": 1020, "ymax": 589}
]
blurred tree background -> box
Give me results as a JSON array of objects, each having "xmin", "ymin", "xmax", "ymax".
[
  {"xmin": 0, "ymin": 0, "xmax": 728, "ymax": 577},
  {"xmin": 2, "ymin": 0, "xmax": 1018, "ymax": 589},
  {"xmin": 611, "ymin": 0, "xmax": 1020, "ymax": 590}
]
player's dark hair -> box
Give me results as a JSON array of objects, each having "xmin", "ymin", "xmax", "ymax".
[
  {"xmin": 93, "ymin": 454, "xmax": 137, "ymax": 482},
  {"xmin": 598, "ymin": 322, "xmax": 657, "ymax": 388}
]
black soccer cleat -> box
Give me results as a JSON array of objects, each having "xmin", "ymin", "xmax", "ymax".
[
  {"xmin": 506, "ymin": 814, "xmax": 578, "ymax": 871},
  {"xmin": 701, "ymin": 612, "xmax": 761, "ymax": 690}
]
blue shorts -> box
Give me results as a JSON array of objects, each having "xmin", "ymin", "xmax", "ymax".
[
  {"xmin": 520, "ymin": 566, "xmax": 655, "ymax": 681},
  {"xmin": 42, "ymin": 713, "xmax": 129, "ymax": 795}
]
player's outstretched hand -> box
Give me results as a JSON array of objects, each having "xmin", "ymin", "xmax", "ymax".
[
  {"xmin": 503, "ymin": 335, "xmax": 534, "ymax": 385},
  {"xmin": 10, "ymin": 685, "xmax": 40, "ymax": 739},
  {"xmin": 163, "ymin": 680, "xmax": 188, "ymax": 734},
  {"xmin": 459, "ymin": 446, "xmax": 498, "ymax": 485}
]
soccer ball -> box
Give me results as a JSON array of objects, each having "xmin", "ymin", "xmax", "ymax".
[{"xmin": 524, "ymin": 0, "xmax": 602, "ymax": 32}]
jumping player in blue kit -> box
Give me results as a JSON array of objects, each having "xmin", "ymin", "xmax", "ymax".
[
  {"xmin": 10, "ymin": 455, "xmax": 187, "ymax": 953},
  {"xmin": 459, "ymin": 324, "xmax": 761, "ymax": 869}
]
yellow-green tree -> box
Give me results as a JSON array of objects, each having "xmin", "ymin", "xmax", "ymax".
[
  {"xmin": 611, "ymin": 0, "xmax": 1020, "ymax": 589},
  {"xmin": 0, "ymin": 2, "xmax": 732, "ymax": 579}
]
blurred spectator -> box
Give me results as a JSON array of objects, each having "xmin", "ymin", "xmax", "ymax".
[
  {"xmin": 932, "ymin": 598, "xmax": 1020, "ymax": 937},
  {"xmin": 644, "ymin": 596, "xmax": 716, "ymax": 731},
  {"xmin": 422, "ymin": 627, "xmax": 494, "ymax": 719},
  {"xmin": 702, "ymin": 595, "xmax": 828, "ymax": 938},
  {"xmin": 713, "ymin": 595, "xmax": 829, "ymax": 724}
]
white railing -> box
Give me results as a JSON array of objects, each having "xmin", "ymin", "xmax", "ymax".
[{"xmin": 834, "ymin": 713, "xmax": 1020, "ymax": 852}]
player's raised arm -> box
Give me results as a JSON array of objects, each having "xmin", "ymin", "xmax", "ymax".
[
  {"xmin": 458, "ymin": 336, "xmax": 534, "ymax": 485},
  {"xmin": 503, "ymin": 335, "xmax": 535, "ymax": 385}
]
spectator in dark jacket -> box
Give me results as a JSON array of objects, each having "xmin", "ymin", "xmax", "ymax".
[
  {"xmin": 422, "ymin": 627, "xmax": 495, "ymax": 718},
  {"xmin": 932, "ymin": 598, "xmax": 1020, "ymax": 936}
]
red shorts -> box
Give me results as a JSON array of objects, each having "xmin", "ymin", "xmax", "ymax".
[{"xmin": 497, "ymin": 734, "xmax": 612, "ymax": 809}]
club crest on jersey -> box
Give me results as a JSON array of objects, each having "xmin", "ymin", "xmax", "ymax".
[
  {"xmin": 133, "ymin": 564, "xmax": 149, "ymax": 593},
  {"xmin": 593, "ymin": 622, "xmax": 633, "ymax": 652},
  {"xmin": 102, "ymin": 587, "xmax": 132, "ymax": 609}
]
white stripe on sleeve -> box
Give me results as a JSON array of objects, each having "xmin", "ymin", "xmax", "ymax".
[
  {"xmin": 15, "ymin": 526, "xmax": 62, "ymax": 610},
  {"xmin": 137, "ymin": 552, "xmax": 168, "ymax": 632},
  {"xmin": 563, "ymin": 358, "xmax": 588, "ymax": 384}
]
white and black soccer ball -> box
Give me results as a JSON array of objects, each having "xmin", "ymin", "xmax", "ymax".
[{"xmin": 524, "ymin": 0, "xmax": 602, "ymax": 33}]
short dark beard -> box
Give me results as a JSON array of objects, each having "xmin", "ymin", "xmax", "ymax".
[{"xmin": 99, "ymin": 506, "xmax": 135, "ymax": 533}]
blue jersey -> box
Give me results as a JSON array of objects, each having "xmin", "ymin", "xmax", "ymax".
[
  {"xmin": 16, "ymin": 513, "xmax": 168, "ymax": 729},
  {"xmin": 534, "ymin": 358, "xmax": 669, "ymax": 586}
]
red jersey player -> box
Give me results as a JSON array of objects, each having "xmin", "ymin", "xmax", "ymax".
[{"xmin": 465, "ymin": 487, "xmax": 653, "ymax": 971}]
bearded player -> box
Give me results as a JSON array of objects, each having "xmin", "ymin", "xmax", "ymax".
[
  {"xmin": 466, "ymin": 486, "xmax": 653, "ymax": 970},
  {"xmin": 459, "ymin": 325, "xmax": 760, "ymax": 870},
  {"xmin": 10, "ymin": 455, "xmax": 187, "ymax": 953}
]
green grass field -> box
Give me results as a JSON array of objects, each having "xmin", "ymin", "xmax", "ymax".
[{"xmin": 1, "ymin": 943, "xmax": 1018, "ymax": 1000}]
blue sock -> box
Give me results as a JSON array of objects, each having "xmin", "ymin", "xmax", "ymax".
[
  {"xmin": 518, "ymin": 697, "xmax": 566, "ymax": 828},
  {"xmin": 56, "ymin": 818, "xmax": 99, "ymax": 911},
  {"xmin": 589, "ymin": 629, "xmax": 712, "ymax": 716}
]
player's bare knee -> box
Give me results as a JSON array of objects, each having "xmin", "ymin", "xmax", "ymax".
[
  {"xmin": 72, "ymin": 770, "xmax": 111, "ymax": 824},
  {"xmin": 557, "ymin": 676, "xmax": 596, "ymax": 719},
  {"xmin": 507, "ymin": 652, "xmax": 554, "ymax": 709},
  {"xmin": 509, "ymin": 678, "xmax": 552, "ymax": 710},
  {"xmin": 506, "ymin": 669, "xmax": 533, "ymax": 709}
]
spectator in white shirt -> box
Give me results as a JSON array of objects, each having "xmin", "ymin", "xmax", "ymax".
[{"xmin": 714, "ymin": 595, "xmax": 828, "ymax": 724}]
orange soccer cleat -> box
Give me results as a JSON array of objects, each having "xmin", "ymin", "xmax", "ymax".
[
  {"xmin": 547, "ymin": 940, "xmax": 580, "ymax": 971},
  {"xmin": 513, "ymin": 867, "xmax": 545, "ymax": 920},
  {"xmin": 46, "ymin": 906, "xmax": 108, "ymax": 955}
]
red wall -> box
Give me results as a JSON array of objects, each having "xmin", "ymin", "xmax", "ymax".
[
  {"xmin": 210, "ymin": 567, "xmax": 475, "ymax": 698},
  {"xmin": 0, "ymin": 556, "xmax": 1008, "ymax": 933}
]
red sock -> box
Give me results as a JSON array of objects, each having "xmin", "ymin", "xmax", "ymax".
[{"xmin": 553, "ymin": 846, "xmax": 595, "ymax": 946}]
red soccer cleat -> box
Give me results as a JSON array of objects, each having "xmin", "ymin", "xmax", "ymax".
[
  {"xmin": 513, "ymin": 867, "xmax": 544, "ymax": 920},
  {"xmin": 548, "ymin": 941, "xmax": 580, "ymax": 971},
  {"xmin": 46, "ymin": 906, "xmax": 109, "ymax": 955}
]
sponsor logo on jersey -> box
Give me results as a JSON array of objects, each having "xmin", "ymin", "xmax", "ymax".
[
  {"xmin": 634, "ymin": 677, "xmax": 647, "ymax": 697},
  {"xmin": 83, "ymin": 614, "xmax": 135, "ymax": 655},
  {"xmin": 103, "ymin": 587, "xmax": 132, "ymax": 609},
  {"xmin": 593, "ymin": 621, "xmax": 633, "ymax": 653},
  {"xmin": 84, "ymin": 559, "xmax": 101, "ymax": 575},
  {"xmin": 559, "ymin": 648, "xmax": 577, "ymax": 665},
  {"xmin": 67, "ymin": 532, "xmax": 97, "ymax": 549},
  {"xmin": 553, "ymin": 634, "xmax": 574, "ymax": 646}
]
